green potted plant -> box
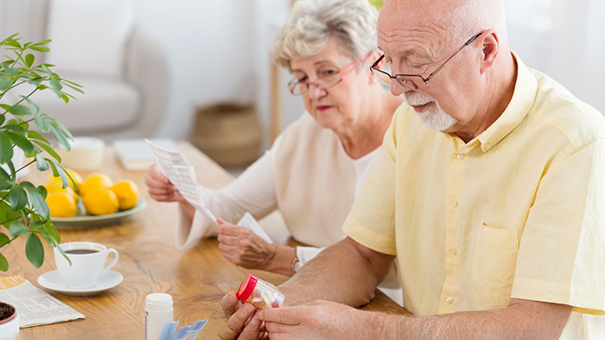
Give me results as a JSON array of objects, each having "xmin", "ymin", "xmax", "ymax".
[
  {"xmin": 0, "ymin": 32, "xmax": 82, "ymax": 330},
  {"xmin": 0, "ymin": 32, "xmax": 83, "ymax": 271}
]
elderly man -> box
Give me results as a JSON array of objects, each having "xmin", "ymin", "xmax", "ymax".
[{"xmin": 221, "ymin": 0, "xmax": 605, "ymax": 338}]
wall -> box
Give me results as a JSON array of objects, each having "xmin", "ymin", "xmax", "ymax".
[{"xmin": 135, "ymin": 0, "xmax": 257, "ymax": 140}]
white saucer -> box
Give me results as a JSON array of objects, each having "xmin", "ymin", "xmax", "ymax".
[{"xmin": 37, "ymin": 270, "xmax": 123, "ymax": 296}]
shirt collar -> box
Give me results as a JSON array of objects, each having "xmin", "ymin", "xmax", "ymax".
[{"xmin": 474, "ymin": 51, "xmax": 538, "ymax": 152}]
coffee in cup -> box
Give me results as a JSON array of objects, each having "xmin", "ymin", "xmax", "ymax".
[{"xmin": 54, "ymin": 242, "xmax": 119, "ymax": 289}]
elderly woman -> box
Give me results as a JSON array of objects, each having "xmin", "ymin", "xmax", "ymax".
[{"xmin": 145, "ymin": 0, "xmax": 402, "ymax": 302}]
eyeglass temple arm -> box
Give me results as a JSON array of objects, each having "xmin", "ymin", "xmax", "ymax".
[{"xmin": 425, "ymin": 32, "xmax": 484, "ymax": 83}]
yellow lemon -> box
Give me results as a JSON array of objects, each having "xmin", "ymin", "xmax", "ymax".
[
  {"xmin": 45, "ymin": 185, "xmax": 79, "ymax": 203},
  {"xmin": 47, "ymin": 168, "xmax": 83, "ymax": 192},
  {"xmin": 79, "ymin": 173, "xmax": 113, "ymax": 197},
  {"xmin": 82, "ymin": 187, "xmax": 119, "ymax": 215},
  {"xmin": 46, "ymin": 192, "xmax": 77, "ymax": 218},
  {"xmin": 110, "ymin": 180, "xmax": 139, "ymax": 210}
]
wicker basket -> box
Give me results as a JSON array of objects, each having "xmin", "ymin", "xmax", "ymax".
[{"xmin": 190, "ymin": 103, "xmax": 262, "ymax": 167}]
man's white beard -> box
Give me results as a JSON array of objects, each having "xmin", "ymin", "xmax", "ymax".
[{"xmin": 403, "ymin": 92, "xmax": 457, "ymax": 131}]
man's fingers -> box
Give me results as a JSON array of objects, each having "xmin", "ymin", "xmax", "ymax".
[
  {"xmin": 238, "ymin": 312, "xmax": 265, "ymax": 340},
  {"xmin": 221, "ymin": 292, "xmax": 241, "ymax": 318},
  {"xmin": 258, "ymin": 307, "xmax": 305, "ymax": 325},
  {"xmin": 265, "ymin": 322, "xmax": 298, "ymax": 334},
  {"xmin": 227, "ymin": 303, "xmax": 256, "ymax": 332}
]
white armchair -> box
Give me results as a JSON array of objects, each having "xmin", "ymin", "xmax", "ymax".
[{"xmin": 0, "ymin": 0, "xmax": 169, "ymax": 141}]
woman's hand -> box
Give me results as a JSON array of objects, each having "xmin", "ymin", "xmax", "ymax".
[
  {"xmin": 145, "ymin": 163, "xmax": 185, "ymax": 203},
  {"xmin": 215, "ymin": 219, "xmax": 296, "ymax": 275}
]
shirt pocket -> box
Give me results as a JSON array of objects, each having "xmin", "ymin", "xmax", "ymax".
[{"xmin": 471, "ymin": 222, "xmax": 520, "ymax": 308}]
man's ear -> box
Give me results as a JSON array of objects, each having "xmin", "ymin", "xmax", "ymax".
[{"xmin": 479, "ymin": 29, "xmax": 500, "ymax": 74}]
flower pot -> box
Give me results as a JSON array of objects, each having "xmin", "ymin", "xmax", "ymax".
[{"xmin": 0, "ymin": 302, "xmax": 19, "ymax": 334}]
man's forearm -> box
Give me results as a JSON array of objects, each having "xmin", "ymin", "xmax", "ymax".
[
  {"xmin": 280, "ymin": 238, "xmax": 394, "ymax": 307},
  {"xmin": 368, "ymin": 298, "xmax": 571, "ymax": 340}
]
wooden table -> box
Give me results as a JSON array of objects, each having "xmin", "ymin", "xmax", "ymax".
[{"xmin": 2, "ymin": 142, "xmax": 406, "ymax": 339}]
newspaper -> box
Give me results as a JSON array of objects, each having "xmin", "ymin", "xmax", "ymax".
[
  {"xmin": 145, "ymin": 139, "xmax": 273, "ymax": 242},
  {"xmin": 0, "ymin": 276, "xmax": 85, "ymax": 328}
]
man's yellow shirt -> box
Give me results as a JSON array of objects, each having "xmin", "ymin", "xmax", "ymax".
[{"xmin": 343, "ymin": 53, "xmax": 605, "ymax": 339}]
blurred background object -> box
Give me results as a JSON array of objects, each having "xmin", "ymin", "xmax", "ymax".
[
  {"xmin": 0, "ymin": 0, "xmax": 602, "ymax": 170},
  {"xmin": 190, "ymin": 103, "xmax": 261, "ymax": 168},
  {"xmin": 0, "ymin": 0, "xmax": 169, "ymax": 141}
]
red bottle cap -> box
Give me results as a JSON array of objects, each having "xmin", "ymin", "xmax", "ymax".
[{"xmin": 236, "ymin": 274, "xmax": 258, "ymax": 302}]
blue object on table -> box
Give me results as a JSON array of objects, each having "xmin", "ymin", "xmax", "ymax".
[{"xmin": 158, "ymin": 320, "xmax": 209, "ymax": 340}]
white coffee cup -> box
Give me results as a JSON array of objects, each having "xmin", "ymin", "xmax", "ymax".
[{"xmin": 54, "ymin": 242, "xmax": 119, "ymax": 289}]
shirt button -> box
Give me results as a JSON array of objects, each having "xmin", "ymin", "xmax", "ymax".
[
  {"xmin": 456, "ymin": 153, "xmax": 464, "ymax": 160},
  {"xmin": 451, "ymin": 201, "xmax": 458, "ymax": 208},
  {"xmin": 446, "ymin": 297, "xmax": 454, "ymax": 304},
  {"xmin": 450, "ymin": 248, "xmax": 458, "ymax": 255}
]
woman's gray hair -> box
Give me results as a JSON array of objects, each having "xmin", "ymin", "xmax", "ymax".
[{"xmin": 272, "ymin": 0, "xmax": 378, "ymax": 68}]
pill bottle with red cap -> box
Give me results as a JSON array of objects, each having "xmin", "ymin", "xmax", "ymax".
[{"xmin": 236, "ymin": 274, "xmax": 285, "ymax": 309}]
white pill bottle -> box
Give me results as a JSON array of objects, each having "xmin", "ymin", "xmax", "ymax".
[{"xmin": 145, "ymin": 293, "xmax": 174, "ymax": 340}]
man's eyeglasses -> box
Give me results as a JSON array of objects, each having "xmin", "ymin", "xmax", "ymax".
[
  {"xmin": 370, "ymin": 32, "xmax": 483, "ymax": 91},
  {"xmin": 288, "ymin": 52, "xmax": 373, "ymax": 96}
]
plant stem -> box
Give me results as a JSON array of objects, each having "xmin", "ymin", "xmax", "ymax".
[
  {"xmin": 1, "ymin": 87, "xmax": 37, "ymax": 115},
  {"xmin": 0, "ymin": 81, "xmax": 26, "ymax": 101},
  {"xmin": 0, "ymin": 235, "xmax": 19, "ymax": 250},
  {"xmin": 15, "ymin": 159, "xmax": 35, "ymax": 174}
]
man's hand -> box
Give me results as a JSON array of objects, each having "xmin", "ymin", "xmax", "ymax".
[
  {"xmin": 219, "ymin": 292, "xmax": 268, "ymax": 340},
  {"xmin": 258, "ymin": 300, "xmax": 369, "ymax": 340}
]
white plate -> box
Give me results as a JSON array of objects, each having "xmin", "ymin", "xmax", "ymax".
[
  {"xmin": 37, "ymin": 270, "xmax": 123, "ymax": 296},
  {"xmin": 51, "ymin": 198, "xmax": 147, "ymax": 229}
]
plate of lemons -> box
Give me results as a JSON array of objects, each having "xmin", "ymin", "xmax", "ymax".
[{"xmin": 44, "ymin": 169, "xmax": 147, "ymax": 229}]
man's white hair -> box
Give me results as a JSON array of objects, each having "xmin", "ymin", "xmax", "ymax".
[{"xmin": 272, "ymin": 0, "xmax": 378, "ymax": 68}]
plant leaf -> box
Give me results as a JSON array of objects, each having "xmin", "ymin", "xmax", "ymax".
[
  {"xmin": 0, "ymin": 252, "xmax": 7, "ymax": 272},
  {"xmin": 50, "ymin": 78, "xmax": 62, "ymax": 91},
  {"xmin": 0, "ymin": 180, "xmax": 11, "ymax": 190},
  {"xmin": 44, "ymin": 220, "xmax": 60, "ymax": 245},
  {"xmin": 3, "ymin": 124, "xmax": 26, "ymax": 135},
  {"xmin": 34, "ymin": 116, "xmax": 50, "ymax": 132},
  {"xmin": 34, "ymin": 141, "xmax": 61, "ymax": 163},
  {"xmin": 27, "ymin": 186, "xmax": 49, "ymax": 219},
  {"xmin": 7, "ymin": 161, "xmax": 15, "ymax": 181},
  {"xmin": 0, "ymin": 77, "xmax": 12, "ymax": 91},
  {"xmin": 28, "ymin": 130, "xmax": 49, "ymax": 143},
  {"xmin": 47, "ymin": 161, "xmax": 68, "ymax": 189},
  {"xmin": 8, "ymin": 104, "xmax": 33, "ymax": 116},
  {"xmin": 0, "ymin": 132, "xmax": 14, "ymax": 164},
  {"xmin": 52, "ymin": 118, "xmax": 73, "ymax": 140},
  {"xmin": 22, "ymin": 96, "xmax": 39, "ymax": 115},
  {"xmin": 29, "ymin": 46, "xmax": 50, "ymax": 53},
  {"xmin": 0, "ymin": 166, "xmax": 10, "ymax": 180},
  {"xmin": 25, "ymin": 233, "xmax": 44, "ymax": 268},
  {"xmin": 0, "ymin": 233, "xmax": 9, "ymax": 247},
  {"xmin": 50, "ymin": 125, "xmax": 70, "ymax": 151},
  {"xmin": 9, "ymin": 185, "xmax": 27, "ymax": 211},
  {"xmin": 9, "ymin": 221, "xmax": 27, "ymax": 237},
  {"xmin": 25, "ymin": 53, "xmax": 35, "ymax": 67},
  {"xmin": 6, "ymin": 132, "xmax": 35, "ymax": 155},
  {"xmin": 37, "ymin": 185, "xmax": 47, "ymax": 198},
  {"xmin": 35, "ymin": 153, "xmax": 49, "ymax": 171}
]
